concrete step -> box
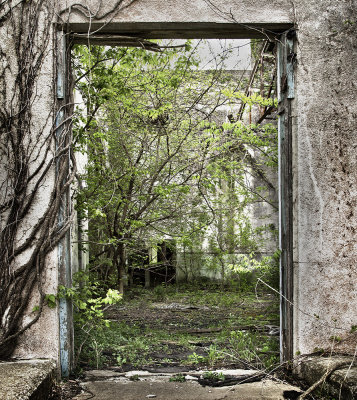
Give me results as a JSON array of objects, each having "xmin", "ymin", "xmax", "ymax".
[
  {"xmin": 298, "ymin": 355, "xmax": 357, "ymax": 399},
  {"xmin": 0, "ymin": 359, "xmax": 56, "ymax": 400},
  {"xmin": 74, "ymin": 369, "xmax": 303, "ymax": 399}
]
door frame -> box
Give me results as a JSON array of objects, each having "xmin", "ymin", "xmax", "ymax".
[{"xmin": 56, "ymin": 22, "xmax": 295, "ymax": 375}]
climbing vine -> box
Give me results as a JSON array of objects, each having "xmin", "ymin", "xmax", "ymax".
[
  {"xmin": 0, "ymin": 0, "xmax": 152, "ymax": 360},
  {"xmin": 0, "ymin": 0, "xmax": 75, "ymax": 358}
]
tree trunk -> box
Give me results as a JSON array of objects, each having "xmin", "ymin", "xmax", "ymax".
[{"xmin": 116, "ymin": 242, "xmax": 126, "ymax": 294}]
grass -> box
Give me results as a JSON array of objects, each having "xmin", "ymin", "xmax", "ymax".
[
  {"xmin": 169, "ymin": 374, "xmax": 186, "ymax": 382},
  {"xmin": 75, "ymin": 283, "xmax": 280, "ymax": 372}
]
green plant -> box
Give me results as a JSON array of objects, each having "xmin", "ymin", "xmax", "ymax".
[
  {"xmin": 313, "ymin": 347, "xmax": 326, "ymax": 355},
  {"xmin": 187, "ymin": 352, "xmax": 205, "ymax": 365},
  {"xmin": 228, "ymin": 329, "xmax": 279, "ymax": 369},
  {"xmin": 58, "ymin": 269, "xmax": 122, "ymax": 368},
  {"xmin": 329, "ymin": 335, "xmax": 342, "ymax": 343},
  {"xmin": 116, "ymin": 354, "xmax": 127, "ymax": 367},
  {"xmin": 228, "ymin": 250, "xmax": 280, "ymax": 292},
  {"xmin": 153, "ymin": 284, "xmax": 167, "ymax": 301},
  {"xmin": 202, "ymin": 371, "xmax": 225, "ymax": 381},
  {"xmin": 206, "ymin": 345, "xmax": 224, "ymax": 367},
  {"xmin": 129, "ymin": 374, "xmax": 139, "ymax": 381},
  {"xmin": 44, "ymin": 294, "xmax": 57, "ymax": 309},
  {"xmin": 169, "ymin": 374, "xmax": 186, "ymax": 382}
]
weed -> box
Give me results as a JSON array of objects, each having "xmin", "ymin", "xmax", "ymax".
[
  {"xmin": 129, "ymin": 374, "xmax": 139, "ymax": 381},
  {"xmin": 169, "ymin": 374, "xmax": 186, "ymax": 382},
  {"xmin": 153, "ymin": 284, "xmax": 167, "ymax": 301},
  {"xmin": 203, "ymin": 371, "xmax": 225, "ymax": 381},
  {"xmin": 206, "ymin": 345, "xmax": 224, "ymax": 367},
  {"xmin": 116, "ymin": 354, "xmax": 127, "ymax": 367},
  {"xmin": 187, "ymin": 352, "xmax": 205, "ymax": 365},
  {"xmin": 228, "ymin": 329, "xmax": 279, "ymax": 369},
  {"xmin": 329, "ymin": 335, "xmax": 342, "ymax": 343},
  {"xmin": 313, "ymin": 347, "xmax": 326, "ymax": 355}
]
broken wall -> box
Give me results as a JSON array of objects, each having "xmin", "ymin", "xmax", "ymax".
[
  {"xmin": 59, "ymin": 0, "xmax": 357, "ymax": 356},
  {"xmin": 1, "ymin": 0, "xmax": 356, "ymax": 370}
]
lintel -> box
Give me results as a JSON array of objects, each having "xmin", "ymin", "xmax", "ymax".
[{"xmin": 60, "ymin": 22, "xmax": 293, "ymax": 43}]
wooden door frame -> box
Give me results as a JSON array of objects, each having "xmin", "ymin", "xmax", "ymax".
[{"xmin": 277, "ymin": 29, "xmax": 296, "ymax": 362}]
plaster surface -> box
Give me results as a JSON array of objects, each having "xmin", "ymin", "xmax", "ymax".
[
  {"xmin": 0, "ymin": 9, "xmax": 60, "ymax": 363},
  {"xmin": 291, "ymin": 0, "xmax": 357, "ymax": 355}
]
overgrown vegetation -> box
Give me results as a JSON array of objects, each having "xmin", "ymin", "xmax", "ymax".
[
  {"xmin": 72, "ymin": 39, "xmax": 278, "ymax": 293},
  {"xmin": 74, "ymin": 283, "xmax": 280, "ymax": 373},
  {"xmin": 68, "ymin": 38, "xmax": 280, "ymax": 374}
]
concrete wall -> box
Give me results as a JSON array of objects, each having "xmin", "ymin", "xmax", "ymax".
[
  {"xmin": 58, "ymin": 0, "xmax": 357, "ymax": 356},
  {"xmin": 1, "ymin": 0, "xmax": 356, "ymax": 370},
  {"xmin": 291, "ymin": 0, "xmax": 357, "ymax": 355},
  {"xmin": 0, "ymin": 5, "xmax": 61, "ymax": 364}
]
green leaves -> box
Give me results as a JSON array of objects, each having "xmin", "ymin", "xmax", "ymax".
[
  {"xmin": 73, "ymin": 39, "xmax": 278, "ymax": 288},
  {"xmin": 45, "ymin": 294, "xmax": 57, "ymax": 309},
  {"xmin": 223, "ymin": 89, "xmax": 278, "ymax": 108},
  {"xmin": 58, "ymin": 271, "xmax": 122, "ymax": 327}
]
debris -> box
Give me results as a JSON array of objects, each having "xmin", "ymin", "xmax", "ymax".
[
  {"xmin": 151, "ymin": 302, "xmax": 209, "ymax": 311},
  {"xmin": 185, "ymin": 328, "xmax": 222, "ymax": 334},
  {"xmin": 198, "ymin": 372, "xmax": 265, "ymax": 387},
  {"xmin": 185, "ymin": 375, "xmax": 198, "ymax": 381}
]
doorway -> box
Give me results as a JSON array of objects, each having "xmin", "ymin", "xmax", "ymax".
[{"xmin": 57, "ymin": 24, "xmax": 294, "ymax": 376}]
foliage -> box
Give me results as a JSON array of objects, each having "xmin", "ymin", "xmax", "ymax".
[
  {"xmin": 152, "ymin": 284, "xmax": 167, "ymax": 301},
  {"xmin": 73, "ymin": 40, "xmax": 278, "ymax": 293},
  {"xmin": 169, "ymin": 374, "xmax": 186, "ymax": 382},
  {"xmin": 58, "ymin": 270, "xmax": 122, "ymax": 368},
  {"xmin": 229, "ymin": 250, "xmax": 280, "ymax": 291},
  {"xmin": 202, "ymin": 371, "xmax": 225, "ymax": 381},
  {"xmin": 74, "ymin": 284, "xmax": 280, "ymax": 371},
  {"xmin": 228, "ymin": 329, "xmax": 279, "ymax": 369}
]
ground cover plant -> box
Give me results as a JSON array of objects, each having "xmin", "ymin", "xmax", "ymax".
[{"xmin": 74, "ymin": 282, "xmax": 280, "ymax": 373}]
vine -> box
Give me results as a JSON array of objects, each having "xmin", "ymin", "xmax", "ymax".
[
  {"xmin": 0, "ymin": 0, "xmax": 75, "ymax": 358},
  {"xmin": 0, "ymin": 0, "xmax": 280, "ymax": 358}
]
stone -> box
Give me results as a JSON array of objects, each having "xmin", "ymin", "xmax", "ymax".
[
  {"xmin": 298, "ymin": 355, "xmax": 357, "ymax": 399},
  {"xmin": 84, "ymin": 369, "xmax": 125, "ymax": 381},
  {"xmin": 0, "ymin": 359, "xmax": 55, "ymax": 400}
]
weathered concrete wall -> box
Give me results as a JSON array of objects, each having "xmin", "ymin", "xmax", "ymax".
[
  {"xmin": 291, "ymin": 0, "xmax": 357, "ymax": 355},
  {"xmin": 1, "ymin": 0, "xmax": 356, "ymax": 372},
  {"xmin": 58, "ymin": 0, "xmax": 292, "ymax": 37},
  {"xmin": 0, "ymin": 4, "xmax": 61, "ymax": 363},
  {"xmin": 58, "ymin": 0, "xmax": 357, "ymax": 356}
]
